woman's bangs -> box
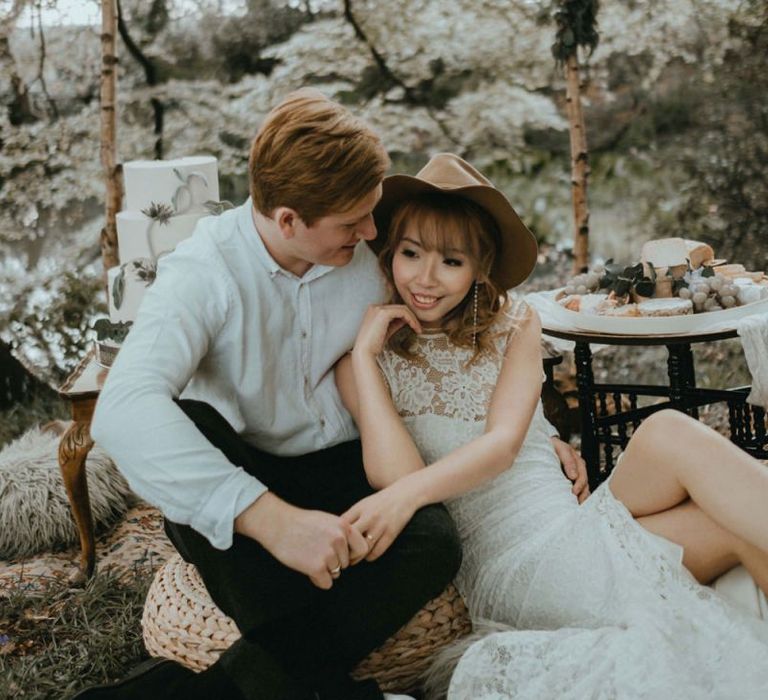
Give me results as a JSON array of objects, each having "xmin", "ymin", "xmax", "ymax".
[{"xmin": 409, "ymin": 206, "xmax": 476, "ymax": 260}]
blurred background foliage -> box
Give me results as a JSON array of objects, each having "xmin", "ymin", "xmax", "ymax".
[{"xmin": 0, "ymin": 0, "xmax": 766, "ymax": 382}]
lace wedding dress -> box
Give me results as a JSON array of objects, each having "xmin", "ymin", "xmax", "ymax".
[{"xmin": 377, "ymin": 301, "xmax": 768, "ymax": 700}]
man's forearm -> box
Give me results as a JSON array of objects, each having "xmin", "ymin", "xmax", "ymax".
[
  {"xmin": 93, "ymin": 381, "xmax": 266, "ymax": 550},
  {"xmin": 234, "ymin": 491, "xmax": 288, "ymax": 546}
]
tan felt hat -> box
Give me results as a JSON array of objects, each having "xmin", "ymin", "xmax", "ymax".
[{"xmin": 370, "ymin": 153, "xmax": 538, "ymax": 289}]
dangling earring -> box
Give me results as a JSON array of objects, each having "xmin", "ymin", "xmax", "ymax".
[{"xmin": 472, "ymin": 281, "xmax": 479, "ymax": 352}]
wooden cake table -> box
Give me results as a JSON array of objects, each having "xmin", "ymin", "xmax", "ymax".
[{"xmin": 57, "ymin": 350, "xmax": 108, "ymax": 585}]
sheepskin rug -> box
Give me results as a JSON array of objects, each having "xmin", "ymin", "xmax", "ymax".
[{"xmin": 0, "ymin": 423, "xmax": 135, "ymax": 559}]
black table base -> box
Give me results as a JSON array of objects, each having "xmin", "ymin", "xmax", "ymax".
[{"xmin": 548, "ymin": 329, "xmax": 768, "ymax": 490}]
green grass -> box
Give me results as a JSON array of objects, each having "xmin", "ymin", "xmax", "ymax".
[
  {"xmin": 0, "ymin": 567, "xmax": 155, "ymax": 699},
  {"xmin": 0, "ymin": 385, "xmax": 151, "ymax": 698},
  {"xmin": 0, "ymin": 386, "xmax": 69, "ymax": 450}
]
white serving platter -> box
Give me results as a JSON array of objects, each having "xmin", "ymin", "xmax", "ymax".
[{"xmin": 533, "ymin": 289, "xmax": 768, "ymax": 336}]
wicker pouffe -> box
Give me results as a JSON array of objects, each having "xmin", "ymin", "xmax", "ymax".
[{"xmin": 142, "ymin": 553, "xmax": 472, "ymax": 693}]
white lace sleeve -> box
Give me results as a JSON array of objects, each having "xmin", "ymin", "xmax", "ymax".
[{"xmin": 498, "ymin": 297, "xmax": 533, "ymax": 345}]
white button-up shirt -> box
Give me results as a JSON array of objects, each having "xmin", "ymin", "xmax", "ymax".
[{"xmin": 91, "ymin": 200, "xmax": 387, "ymax": 549}]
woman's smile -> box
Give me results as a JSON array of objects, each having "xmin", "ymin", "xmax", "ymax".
[{"xmin": 410, "ymin": 292, "xmax": 442, "ymax": 309}]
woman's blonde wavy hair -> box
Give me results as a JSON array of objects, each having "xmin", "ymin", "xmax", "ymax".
[{"xmin": 378, "ymin": 193, "xmax": 511, "ymax": 365}]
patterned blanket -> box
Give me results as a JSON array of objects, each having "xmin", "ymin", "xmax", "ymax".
[{"xmin": 0, "ymin": 503, "xmax": 175, "ymax": 594}]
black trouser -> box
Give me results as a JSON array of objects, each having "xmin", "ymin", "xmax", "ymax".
[{"xmin": 164, "ymin": 400, "xmax": 462, "ymax": 700}]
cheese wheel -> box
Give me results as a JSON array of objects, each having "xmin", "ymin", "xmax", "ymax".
[
  {"xmin": 641, "ymin": 238, "xmax": 689, "ymax": 268},
  {"xmin": 637, "ymin": 298, "xmax": 693, "ymax": 317}
]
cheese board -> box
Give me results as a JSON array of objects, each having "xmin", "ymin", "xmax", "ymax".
[{"xmin": 534, "ymin": 289, "xmax": 768, "ymax": 335}]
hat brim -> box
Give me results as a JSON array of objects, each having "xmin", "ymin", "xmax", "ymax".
[{"xmin": 369, "ymin": 174, "xmax": 538, "ymax": 290}]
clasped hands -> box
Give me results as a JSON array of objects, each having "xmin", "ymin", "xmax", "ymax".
[{"xmin": 235, "ymin": 490, "xmax": 400, "ymax": 591}]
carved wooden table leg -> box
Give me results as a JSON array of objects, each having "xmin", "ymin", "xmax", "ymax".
[{"xmin": 58, "ymin": 398, "xmax": 97, "ymax": 586}]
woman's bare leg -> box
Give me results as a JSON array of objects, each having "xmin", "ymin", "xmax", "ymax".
[
  {"xmin": 609, "ymin": 409, "xmax": 768, "ymax": 586},
  {"xmin": 637, "ymin": 498, "xmax": 768, "ymax": 592}
]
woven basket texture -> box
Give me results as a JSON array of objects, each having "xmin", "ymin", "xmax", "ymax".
[{"xmin": 142, "ymin": 553, "xmax": 471, "ymax": 693}]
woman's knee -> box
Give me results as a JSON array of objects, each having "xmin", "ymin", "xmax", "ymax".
[
  {"xmin": 635, "ymin": 408, "xmax": 690, "ymax": 438},
  {"xmin": 627, "ymin": 409, "xmax": 699, "ymax": 460}
]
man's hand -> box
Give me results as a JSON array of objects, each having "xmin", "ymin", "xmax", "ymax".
[
  {"xmin": 551, "ymin": 436, "xmax": 590, "ymax": 503},
  {"xmin": 234, "ymin": 493, "xmax": 368, "ymax": 589}
]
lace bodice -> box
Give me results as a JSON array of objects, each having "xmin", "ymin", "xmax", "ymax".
[
  {"xmin": 378, "ymin": 332, "xmax": 494, "ymax": 424},
  {"xmin": 376, "ymin": 300, "xmax": 553, "ymax": 455}
]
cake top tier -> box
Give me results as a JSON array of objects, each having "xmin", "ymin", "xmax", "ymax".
[{"xmin": 123, "ymin": 156, "xmax": 219, "ymax": 215}]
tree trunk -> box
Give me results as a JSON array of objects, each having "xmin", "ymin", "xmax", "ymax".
[
  {"xmin": 116, "ymin": 0, "xmax": 165, "ymax": 159},
  {"xmin": 100, "ymin": 0, "xmax": 122, "ymax": 285},
  {"xmin": 564, "ymin": 53, "xmax": 590, "ymax": 274}
]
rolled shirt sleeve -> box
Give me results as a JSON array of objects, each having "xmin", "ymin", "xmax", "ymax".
[{"xmin": 91, "ymin": 248, "xmax": 267, "ymax": 550}]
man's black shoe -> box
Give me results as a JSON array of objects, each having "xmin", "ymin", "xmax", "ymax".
[{"xmin": 71, "ymin": 657, "xmax": 194, "ymax": 699}]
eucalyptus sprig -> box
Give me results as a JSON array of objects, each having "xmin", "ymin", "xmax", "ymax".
[
  {"xmin": 599, "ymin": 259, "xmax": 656, "ymax": 298},
  {"xmin": 111, "ymin": 259, "xmax": 157, "ymax": 310},
  {"xmin": 94, "ymin": 319, "xmax": 132, "ymax": 343}
]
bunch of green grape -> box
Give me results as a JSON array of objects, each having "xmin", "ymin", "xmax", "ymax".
[
  {"xmin": 678, "ymin": 273, "xmax": 740, "ymax": 313},
  {"xmin": 563, "ymin": 267, "xmax": 603, "ymax": 296}
]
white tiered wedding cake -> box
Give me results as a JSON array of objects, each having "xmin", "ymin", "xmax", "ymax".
[{"xmin": 95, "ymin": 156, "xmax": 222, "ymax": 366}]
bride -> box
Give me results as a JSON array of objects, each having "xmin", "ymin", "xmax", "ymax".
[{"xmin": 334, "ymin": 153, "xmax": 768, "ymax": 699}]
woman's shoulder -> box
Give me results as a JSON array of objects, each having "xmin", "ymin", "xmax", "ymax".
[{"xmin": 490, "ymin": 295, "xmax": 534, "ymax": 337}]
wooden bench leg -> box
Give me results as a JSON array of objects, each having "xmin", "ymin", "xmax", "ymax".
[{"xmin": 58, "ymin": 418, "xmax": 96, "ymax": 586}]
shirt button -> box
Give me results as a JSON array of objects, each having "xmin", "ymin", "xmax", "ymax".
[
  {"xmin": 319, "ymin": 418, "xmax": 326, "ymax": 428},
  {"xmin": 301, "ymin": 331, "xmax": 307, "ymax": 339}
]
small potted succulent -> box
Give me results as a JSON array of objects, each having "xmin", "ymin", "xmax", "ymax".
[{"xmin": 93, "ymin": 318, "xmax": 132, "ymax": 367}]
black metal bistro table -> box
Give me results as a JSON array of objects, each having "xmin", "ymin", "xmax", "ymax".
[{"xmin": 541, "ymin": 325, "xmax": 768, "ymax": 490}]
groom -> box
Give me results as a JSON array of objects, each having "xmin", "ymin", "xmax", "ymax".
[{"xmin": 81, "ymin": 90, "xmax": 586, "ymax": 700}]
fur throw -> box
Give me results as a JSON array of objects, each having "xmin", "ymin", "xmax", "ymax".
[{"xmin": 0, "ymin": 424, "xmax": 135, "ymax": 559}]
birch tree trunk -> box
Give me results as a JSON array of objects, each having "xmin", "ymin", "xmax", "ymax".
[
  {"xmin": 100, "ymin": 0, "xmax": 121, "ymax": 284},
  {"xmin": 565, "ymin": 52, "xmax": 590, "ymax": 274}
]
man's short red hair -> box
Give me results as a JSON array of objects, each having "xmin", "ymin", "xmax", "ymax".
[{"xmin": 249, "ymin": 89, "xmax": 390, "ymax": 225}]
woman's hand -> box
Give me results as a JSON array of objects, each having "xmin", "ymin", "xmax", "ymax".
[
  {"xmin": 340, "ymin": 480, "xmax": 420, "ymax": 561},
  {"xmin": 353, "ymin": 304, "xmax": 422, "ymax": 358}
]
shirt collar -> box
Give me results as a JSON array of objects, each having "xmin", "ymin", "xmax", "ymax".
[
  {"xmin": 238, "ymin": 198, "xmax": 341, "ymax": 283},
  {"xmin": 238, "ymin": 199, "xmax": 282, "ymax": 278}
]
